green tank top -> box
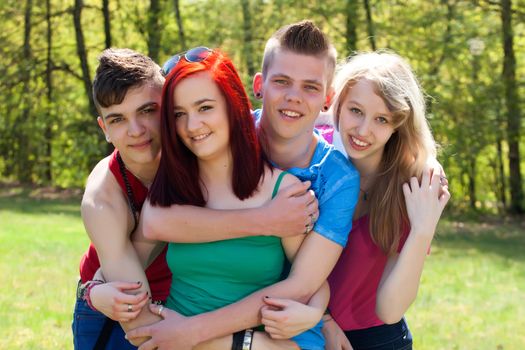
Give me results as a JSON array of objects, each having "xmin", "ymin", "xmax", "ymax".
[{"xmin": 165, "ymin": 171, "xmax": 288, "ymax": 316}]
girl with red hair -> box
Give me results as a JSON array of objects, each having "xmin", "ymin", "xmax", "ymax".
[{"xmin": 132, "ymin": 48, "xmax": 327, "ymax": 350}]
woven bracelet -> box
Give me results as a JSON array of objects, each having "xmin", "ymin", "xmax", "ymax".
[{"xmin": 84, "ymin": 280, "xmax": 104, "ymax": 311}]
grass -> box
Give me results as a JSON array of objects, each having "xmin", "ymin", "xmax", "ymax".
[
  {"xmin": 0, "ymin": 186, "xmax": 88, "ymax": 349},
  {"xmin": 0, "ymin": 186, "xmax": 523, "ymax": 349},
  {"xmin": 406, "ymin": 217, "xmax": 525, "ymax": 349}
]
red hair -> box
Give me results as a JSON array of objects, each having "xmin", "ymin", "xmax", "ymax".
[{"xmin": 149, "ymin": 50, "xmax": 267, "ymax": 207}]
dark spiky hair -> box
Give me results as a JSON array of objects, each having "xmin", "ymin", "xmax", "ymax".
[{"xmin": 93, "ymin": 48, "xmax": 164, "ymax": 112}]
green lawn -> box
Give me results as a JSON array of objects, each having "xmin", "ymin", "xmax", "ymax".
[
  {"xmin": 406, "ymin": 218, "xmax": 525, "ymax": 349},
  {"xmin": 0, "ymin": 187, "xmax": 88, "ymax": 350},
  {"xmin": 0, "ymin": 187, "xmax": 523, "ymax": 349}
]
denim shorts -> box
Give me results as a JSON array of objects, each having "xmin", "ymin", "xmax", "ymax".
[
  {"xmin": 291, "ymin": 319, "xmax": 325, "ymax": 350},
  {"xmin": 344, "ymin": 318, "xmax": 412, "ymax": 350},
  {"xmin": 72, "ymin": 298, "xmax": 137, "ymax": 350}
]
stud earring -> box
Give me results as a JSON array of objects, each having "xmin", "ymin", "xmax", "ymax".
[
  {"xmin": 255, "ymin": 92, "xmax": 262, "ymax": 99},
  {"xmin": 105, "ymin": 135, "xmax": 111, "ymax": 142},
  {"xmin": 322, "ymin": 105, "xmax": 329, "ymax": 112}
]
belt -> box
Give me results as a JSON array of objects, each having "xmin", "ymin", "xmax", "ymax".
[
  {"xmin": 345, "ymin": 318, "xmax": 410, "ymax": 348},
  {"xmin": 76, "ymin": 279, "xmax": 88, "ymax": 300}
]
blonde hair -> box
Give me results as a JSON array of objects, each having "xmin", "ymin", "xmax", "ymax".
[{"xmin": 333, "ymin": 51, "xmax": 436, "ymax": 253}]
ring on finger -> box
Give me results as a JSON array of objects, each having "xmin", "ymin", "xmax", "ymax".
[
  {"xmin": 157, "ymin": 305, "xmax": 164, "ymax": 317},
  {"xmin": 127, "ymin": 304, "xmax": 133, "ymax": 312}
]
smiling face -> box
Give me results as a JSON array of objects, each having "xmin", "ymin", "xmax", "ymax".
[
  {"xmin": 173, "ymin": 71, "xmax": 230, "ymax": 162},
  {"xmin": 338, "ymin": 79, "xmax": 396, "ymax": 173},
  {"xmin": 254, "ymin": 49, "xmax": 333, "ymax": 142},
  {"xmin": 97, "ymin": 83, "xmax": 161, "ymax": 168}
]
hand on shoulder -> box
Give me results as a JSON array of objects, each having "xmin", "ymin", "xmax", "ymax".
[{"xmin": 403, "ymin": 169, "xmax": 450, "ymax": 237}]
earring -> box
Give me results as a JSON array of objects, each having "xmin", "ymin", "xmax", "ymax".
[
  {"xmin": 105, "ymin": 135, "xmax": 111, "ymax": 142},
  {"xmin": 322, "ymin": 105, "xmax": 329, "ymax": 112},
  {"xmin": 255, "ymin": 92, "xmax": 262, "ymax": 99}
]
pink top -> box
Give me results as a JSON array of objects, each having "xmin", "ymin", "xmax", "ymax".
[{"xmin": 327, "ymin": 215, "xmax": 409, "ymax": 330}]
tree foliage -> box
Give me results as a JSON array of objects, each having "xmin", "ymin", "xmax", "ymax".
[{"xmin": 0, "ymin": 0, "xmax": 523, "ymax": 213}]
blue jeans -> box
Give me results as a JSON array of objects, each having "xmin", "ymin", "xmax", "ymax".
[
  {"xmin": 344, "ymin": 318, "xmax": 413, "ymax": 350},
  {"xmin": 72, "ymin": 298, "xmax": 137, "ymax": 350}
]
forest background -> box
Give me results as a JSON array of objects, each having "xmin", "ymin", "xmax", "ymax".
[
  {"xmin": 0, "ymin": 0, "xmax": 524, "ymax": 215},
  {"xmin": 0, "ymin": 1, "xmax": 524, "ymax": 349}
]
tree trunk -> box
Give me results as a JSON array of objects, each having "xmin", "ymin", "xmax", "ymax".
[
  {"xmin": 103, "ymin": 0, "xmax": 111, "ymax": 48},
  {"xmin": 496, "ymin": 134, "xmax": 507, "ymax": 210},
  {"xmin": 363, "ymin": 0, "xmax": 376, "ymax": 50},
  {"xmin": 468, "ymin": 156, "xmax": 477, "ymax": 210},
  {"xmin": 501, "ymin": 0, "xmax": 524, "ymax": 213},
  {"xmin": 102, "ymin": 0, "xmax": 114, "ymax": 155},
  {"xmin": 429, "ymin": 0, "xmax": 455, "ymax": 73},
  {"xmin": 73, "ymin": 0, "xmax": 97, "ymax": 118},
  {"xmin": 147, "ymin": 0, "xmax": 161, "ymax": 62},
  {"xmin": 44, "ymin": 0, "xmax": 53, "ymax": 183},
  {"xmin": 345, "ymin": 0, "xmax": 358, "ymax": 55},
  {"xmin": 173, "ymin": 0, "xmax": 186, "ymax": 50},
  {"xmin": 240, "ymin": 0, "xmax": 256, "ymax": 77},
  {"xmin": 426, "ymin": 0, "xmax": 455, "ymax": 114},
  {"xmin": 18, "ymin": 0, "xmax": 33, "ymax": 183}
]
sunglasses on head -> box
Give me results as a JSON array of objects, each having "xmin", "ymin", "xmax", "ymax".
[{"xmin": 161, "ymin": 46, "xmax": 212, "ymax": 76}]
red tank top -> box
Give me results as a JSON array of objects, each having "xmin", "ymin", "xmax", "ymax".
[
  {"xmin": 78, "ymin": 150, "xmax": 171, "ymax": 302},
  {"xmin": 328, "ymin": 215, "xmax": 410, "ymax": 330}
]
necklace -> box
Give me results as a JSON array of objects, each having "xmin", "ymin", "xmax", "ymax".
[{"xmin": 116, "ymin": 153, "xmax": 139, "ymax": 232}]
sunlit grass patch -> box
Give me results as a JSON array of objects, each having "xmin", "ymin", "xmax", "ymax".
[{"xmin": 0, "ymin": 187, "xmax": 523, "ymax": 349}]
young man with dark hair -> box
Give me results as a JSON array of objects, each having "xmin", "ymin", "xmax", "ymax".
[
  {"xmin": 74, "ymin": 48, "xmax": 317, "ymax": 349},
  {"xmin": 127, "ymin": 20, "xmax": 359, "ymax": 350},
  {"xmin": 73, "ymin": 48, "xmax": 167, "ymax": 350}
]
